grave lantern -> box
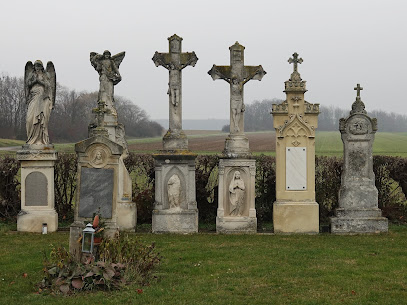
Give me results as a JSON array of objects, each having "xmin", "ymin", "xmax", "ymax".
[{"xmin": 82, "ymin": 223, "xmax": 95, "ymax": 253}]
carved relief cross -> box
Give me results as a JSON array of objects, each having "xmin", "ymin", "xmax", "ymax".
[{"xmin": 288, "ymin": 52, "xmax": 303, "ymax": 73}]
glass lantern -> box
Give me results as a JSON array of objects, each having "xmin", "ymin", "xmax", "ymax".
[{"xmin": 82, "ymin": 223, "xmax": 95, "ymax": 254}]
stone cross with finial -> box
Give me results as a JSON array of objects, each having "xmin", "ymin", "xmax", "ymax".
[
  {"xmin": 288, "ymin": 52, "xmax": 303, "ymax": 73},
  {"xmin": 152, "ymin": 34, "xmax": 198, "ymax": 133},
  {"xmin": 354, "ymin": 83, "xmax": 363, "ymax": 98},
  {"xmin": 208, "ymin": 42, "xmax": 266, "ymax": 135}
]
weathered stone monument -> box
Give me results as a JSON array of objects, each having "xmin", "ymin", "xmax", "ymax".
[
  {"xmin": 70, "ymin": 50, "xmax": 136, "ymax": 255},
  {"xmin": 330, "ymin": 84, "xmax": 388, "ymax": 233},
  {"xmin": 17, "ymin": 60, "xmax": 58, "ymax": 233},
  {"xmin": 208, "ymin": 42, "xmax": 266, "ymax": 233},
  {"xmin": 271, "ymin": 52, "xmax": 320, "ymax": 233},
  {"xmin": 151, "ymin": 34, "xmax": 199, "ymax": 233}
]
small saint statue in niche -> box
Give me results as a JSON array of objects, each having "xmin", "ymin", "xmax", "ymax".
[
  {"xmin": 24, "ymin": 60, "xmax": 56, "ymax": 145},
  {"xmin": 167, "ymin": 174, "xmax": 181, "ymax": 209},
  {"xmin": 229, "ymin": 170, "xmax": 245, "ymax": 216},
  {"xmin": 90, "ymin": 50, "xmax": 125, "ymax": 115}
]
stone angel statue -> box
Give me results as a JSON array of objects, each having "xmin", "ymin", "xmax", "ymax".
[
  {"xmin": 90, "ymin": 50, "xmax": 125, "ymax": 115},
  {"xmin": 24, "ymin": 60, "xmax": 56, "ymax": 146}
]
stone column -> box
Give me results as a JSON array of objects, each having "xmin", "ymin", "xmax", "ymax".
[
  {"xmin": 271, "ymin": 53, "xmax": 320, "ymax": 233},
  {"xmin": 330, "ymin": 84, "xmax": 388, "ymax": 233},
  {"xmin": 17, "ymin": 147, "xmax": 58, "ymax": 233}
]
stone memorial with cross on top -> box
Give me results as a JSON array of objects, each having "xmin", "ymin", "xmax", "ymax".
[
  {"xmin": 330, "ymin": 84, "xmax": 388, "ymax": 233},
  {"xmin": 208, "ymin": 42, "xmax": 266, "ymax": 157},
  {"xmin": 152, "ymin": 34, "xmax": 198, "ymax": 150},
  {"xmin": 271, "ymin": 52, "xmax": 320, "ymax": 233},
  {"xmin": 151, "ymin": 35, "xmax": 199, "ymax": 233}
]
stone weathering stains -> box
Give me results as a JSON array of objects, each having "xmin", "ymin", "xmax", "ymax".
[
  {"xmin": 152, "ymin": 35, "xmax": 199, "ymax": 233},
  {"xmin": 210, "ymin": 42, "xmax": 265, "ymax": 233},
  {"xmin": 330, "ymin": 84, "xmax": 388, "ymax": 233},
  {"xmin": 16, "ymin": 59, "xmax": 58, "ymax": 233}
]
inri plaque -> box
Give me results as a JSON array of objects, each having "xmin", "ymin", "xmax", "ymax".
[
  {"xmin": 79, "ymin": 167, "xmax": 114, "ymax": 218},
  {"xmin": 286, "ymin": 147, "xmax": 307, "ymax": 191}
]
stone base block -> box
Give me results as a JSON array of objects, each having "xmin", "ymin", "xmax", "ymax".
[
  {"xmin": 152, "ymin": 209, "xmax": 198, "ymax": 233},
  {"xmin": 331, "ymin": 216, "xmax": 388, "ymax": 233},
  {"xmin": 117, "ymin": 202, "xmax": 137, "ymax": 232},
  {"xmin": 216, "ymin": 216, "xmax": 257, "ymax": 234},
  {"xmin": 17, "ymin": 209, "xmax": 58, "ymax": 233},
  {"xmin": 163, "ymin": 130, "xmax": 188, "ymax": 150},
  {"xmin": 223, "ymin": 135, "xmax": 250, "ymax": 158},
  {"xmin": 273, "ymin": 202, "xmax": 319, "ymax": 233}
]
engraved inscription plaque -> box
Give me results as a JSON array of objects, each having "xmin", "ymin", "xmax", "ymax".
[
  {"xmin": 286, "ymin": 147, "xmax": 307, "ymax": 191},
  {"xmin": 25, "ymin": 172, "xmax": 48, "ymax": 206},
  {"xmin": 79, "ymin": 167, "xmax": 114, "ymax": 218}
]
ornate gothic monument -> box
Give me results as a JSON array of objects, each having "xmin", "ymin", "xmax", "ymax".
[{"xmin": 271, "ymin": 53, "xmax": 320, "ymax": 233}]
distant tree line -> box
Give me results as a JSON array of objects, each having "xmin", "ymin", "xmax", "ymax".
[
  {"xmin": 222, "ymin": 99, "xmax": 407, "ymax": 132},
  {"xmin": 0, "ymin": 74, "xmax": 163, "ymax": 142}
]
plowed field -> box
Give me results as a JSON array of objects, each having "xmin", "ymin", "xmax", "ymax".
[{"xmin": 128, "ymin": 132, "xmax": 276, "ymax": 153}]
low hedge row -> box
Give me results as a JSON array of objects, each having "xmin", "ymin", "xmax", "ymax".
[{"xmin": 1, "ymin": 154, "xmax": 406, "ymax": 226}]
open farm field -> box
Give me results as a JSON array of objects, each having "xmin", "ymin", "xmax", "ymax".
[
  {"xmin": 1, "ymin": 225, "xmax": 407, "ymax": 304},
  {"xmin": 2, "ymin": 131, "xmax": 407, "ymax": 156}
]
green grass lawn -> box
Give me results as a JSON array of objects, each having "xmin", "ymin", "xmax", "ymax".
[{"xmin": 1, "ymin": 226, "xmax": 407, "ymax": 304}]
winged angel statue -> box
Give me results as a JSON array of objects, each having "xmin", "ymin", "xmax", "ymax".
[
  {"xmin": 24, "ymin": 60, "xmax": 56, "ymax": 145},
  {"xmin": 90, "ymin": 50, "xmax": 125, "ymax": 115}
]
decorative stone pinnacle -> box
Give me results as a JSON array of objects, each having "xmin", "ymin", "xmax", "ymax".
[
  {"xmin": 354, "ymin": 83, "xmax": 363, "ymax": 99},
  {"xmin": 288, "ymin": 52, "xmax": 303, "ymax": 73}
]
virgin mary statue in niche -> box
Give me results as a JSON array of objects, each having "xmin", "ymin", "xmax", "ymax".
[
  {"xmin": 229, "ymin": 170, "xmax": 245, "ymax": 216},
  {"xmin": 24, "ymin": 60, "xmax": 56, "ymax": 145}
]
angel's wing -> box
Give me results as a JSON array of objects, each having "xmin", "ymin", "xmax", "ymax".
[
  {"xmin": 46, "ymin": 62, "xmax": 56, "ymax": 107},
  {"xmin": 111, "ymin": 51, "xmax": 125, "ymax": 69},
  {"xmin": 90, "ymin": 52, "xmax": 102, "ymax": 70},
  {"xmin": 24, "ymin": 61, "xmax": 34, "ymax": 103}
]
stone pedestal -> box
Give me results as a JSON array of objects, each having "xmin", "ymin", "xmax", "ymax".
[
  {"xmin": 217, "ymin": 158, "xmax": 256, "ymax": 233},
  {"xmin": 152, "ymin": 153, "xmax": 198, "ymax": 233},
  {"xmin": 272, "ymin": 53, "xmax": 320, "ymax": 234},
  {"xmin": 16, "ymin": 147, "xmax": 58, "ymax": 233},
  {"xmin": 330, "ymin": 85, "xmax": 388, "ymax": 233}
]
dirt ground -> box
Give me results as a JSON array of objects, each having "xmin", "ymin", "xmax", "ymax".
[{"xmin": 128, "ymin": 132, "xmax": 276, "ymax": 152}]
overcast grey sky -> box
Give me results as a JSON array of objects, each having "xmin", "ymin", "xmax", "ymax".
[{"xmin": 1, "ymin": 0, "xmax": 406, "ymax": 120}]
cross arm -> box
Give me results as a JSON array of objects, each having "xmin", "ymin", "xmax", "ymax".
[
  {"xmin": 152, "ymin": 52, "xmax": 171, "ymax": 69},
  {"xmin": 207, "ymin": 65, "xmax": 231, "ymax": 82},
  {"xmin": 180, "ymin": 52, "xmax": 198, "ymax": 69},
  {"xmin": 243, "ymin": 65, "xmax": 266, "ymax": 84}
]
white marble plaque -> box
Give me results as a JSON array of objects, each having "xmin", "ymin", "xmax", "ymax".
[{"xmin": 286, "ymin": 147, "xmax": 307, "ymax": 191}]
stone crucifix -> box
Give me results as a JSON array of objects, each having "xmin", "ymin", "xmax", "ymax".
[
  {"xmin": 208, "ymin": 42, "xmax": 266, "ymax": 135},
  {"xmin": 354, "ymin": 83, "xmax": 363, "ymax": 98},
  {"xmin": 152, "ymin": 34, "xmax": 198, "ymax": 136}
]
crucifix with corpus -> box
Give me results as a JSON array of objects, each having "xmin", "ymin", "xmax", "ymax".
[
  {"xmin": 152, "ymin": 34, "xmax": 198, "ymax": 150},
  {"xmin": 208, "ymin": 42, "xmax": 266, "ymax": 138}
]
